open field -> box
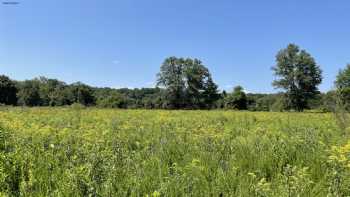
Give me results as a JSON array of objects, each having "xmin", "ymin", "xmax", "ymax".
[{"xmin": 0, "ymin": 108, "xmax": 350, "ymax": 196}]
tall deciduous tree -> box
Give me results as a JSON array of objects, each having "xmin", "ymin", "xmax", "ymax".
[
  {"xmin": 272, "ymin": 44, "xmax": 322, "ymax": 111},
  {"xmin": 157, "ymin": 57, "xmax": 186, "ymax": 109},
  {"xmin": 157, "ymin": 57, "xmax": 219, "ymax": 109},
  {"xmin": 0, "ymin": 75, "xmax": 17, "ymax": 105}
]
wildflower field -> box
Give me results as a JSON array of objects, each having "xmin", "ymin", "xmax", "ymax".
[{"xmin": 0, "ymin": 107, "xmax": 350, "ymax": 196}]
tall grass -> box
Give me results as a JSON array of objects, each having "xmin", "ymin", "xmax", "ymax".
[{"xmin": 0, "ymin": 108, "xmax": 348, "ymax": 196}]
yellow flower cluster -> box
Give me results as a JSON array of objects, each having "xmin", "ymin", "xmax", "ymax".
[{"xmin": 328, "ymin": 141, "xmax": 350, "ymax": 169}]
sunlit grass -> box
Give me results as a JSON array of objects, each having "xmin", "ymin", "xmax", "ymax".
[{"xmin": 0, "ymin": 107, "xmax": 349, "ymax": 196}]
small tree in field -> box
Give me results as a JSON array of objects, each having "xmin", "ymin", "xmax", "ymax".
[{"xmin": 272, "ymin": 44, "xmax": 322, "ymax": 111}]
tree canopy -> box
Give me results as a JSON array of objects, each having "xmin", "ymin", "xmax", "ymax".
[
  {"xmin": 1, "ymin": 45, "xmax": 346, "ymax": 112},
  {"xmin": 157, "ymin": 57, "xmax": 220, "ymax": 109},
  {"xmin": 272, "ymin": 44, "xmax": 322, "ymax": 111}
]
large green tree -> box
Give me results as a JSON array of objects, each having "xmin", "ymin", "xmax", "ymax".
[
  {"xmin": 157, "ymin": 57, "xmax": 186, "ymax": 109},
  {"xmin": 157, "ymin": 57, "xmax": 219, "ymax": 109},
  {"xmin": 183, "ymin": 58, "xmax": 219, "ymax": 109},
  {"xmin": 0, "ymin": 75, "xmax": 18, "ymax": 105},
  {"xmin": 272, "ymin": 44, "xmax": 322, "ymax": 111},
  {"xmin": 335, "ymin": 64, "xmax": 350, "ymax": 108}
]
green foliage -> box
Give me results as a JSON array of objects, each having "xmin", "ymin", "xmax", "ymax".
[
  {"xmin": 270, "ymin": 95, "xmax": 286, "ymax": 112},
  {"xmin": 16, "ymin": 79, "xmax": 42, "ymax": 106},
  {"xmin": 247, "ymin": 93, "xmax": 286, "ymax": 112},
  {"xmin": 225, "ymin": 86, "xmax": 248, "ymax": 110},
  {"xmin": 157, "ymin": 57, "xmax": 186, "ymax": 109},
  {"xmin": 203, "ymin": 77, "xmax": 221, "ymax": 109},
  {"xmin": 157, "ymin": 57, "xmax": 220, "ymax": 109},
  {"xmin": 335, "ymin": 64, "xmax": 350, "ymax": 89},
  {"xmin": 96, "ymin": 92, "xmax": 126, "ymax": 108},
  {"xmin": 320, "ymin": 91, "xmax": 337, "ymax": 112},
  {"xmin": 36, "ymin": 77, "xmax": 70, "ymax": 106},
  {"xmin": 0, "ymin": 74, "xmax": 336, "ymax": 111},
  {"xmin": 67, "ymin": 82, "xmax": 95, "ymax": 106},
  {"xmin": 0, "ymin": 75, "xmax": 17, "ymax": 105},
  {"xmin": 7, "ymin": 74, "xmax": 334, "ymax": 111},
  {"xmin": 116, "ymin": 87, "xmax": 165, "ymax": 109},
  {"xmin": 272, "ymin": 44, "xmax": 322, "ymax": 111},
  {"xmin": 16, "ymin": 77, "xmax": 72, "ymax": 107},
  {"xmin": 0, "ymin": 48, "xmax": 339, "ymax": 111},
  {"xmin": 335, "ymin": 64, "xmax": 350, "ymax": 110}
]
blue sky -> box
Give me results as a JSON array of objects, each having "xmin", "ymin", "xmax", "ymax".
[{"xmin": 0, "ymin": 0, "xmax": 349, "ymax": 93}]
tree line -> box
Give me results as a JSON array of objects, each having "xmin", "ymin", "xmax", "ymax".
[{"xmin": 0, "ymin": 43, "xmax": 349, "ymax": 111}]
